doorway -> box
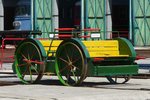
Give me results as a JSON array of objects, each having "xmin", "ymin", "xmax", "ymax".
[
  {"xmin": 4, "ymin": 7, "xmax": 15, "ymax": 30},
  {"xmin": 58, "ymin": 0, "xmax": 81, "ymax": 29},
  {"xmin": 3, "ymin": 0, "xmax": 19, "ymax": 30},
  {"xmin": 112, "ymin": 0, "xmax": 129, "ymax": 39}
]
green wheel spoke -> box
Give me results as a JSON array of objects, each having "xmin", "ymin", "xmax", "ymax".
[
  {"xmin": 72, "ymin": 57, "xmax": 81, "ymax": 64},
  {"xmin": 65, "ymin": 48, "xmax": 71, "ymax": 62},
  {"xmin": 28, "ymin": 53, "xmax": 30, "ymax": 60},
  {"xmin": 71, "ymin": 64, "xmax": 79, "ymax": 70},
  {"xmin": 67, "ymin": 45, "xmax": 74, "ymax": 62},
  {"xmin": 21, "ymin": 53, "xmax": 28, "ymax": 60},
  {"xmin": 59, "ymin": 65, "xmax": 69, "ymax": 73},
  {"xmin": 29, "ymin": 66, "xmax": 33, "ymax": 83},
  {"xmin": 59, "ymin": 57, "xmax": 69, "ymax": 64},
  {"xmin": 66, "ymin": 73, "xmax": 71, "ymax": 82},
  {"xmin": 30, "ymin": 51, "xmax": 37, "ymax": 60},
  {"xmin": 71, "ymin": 69, "xmax": 77, "ymax": 83},
  {"xmin": 31, "ymin": 64, "xmax": 39, "ymax": 74},
  {"xmin": 77, "ymin": 75, "xmax": 79, "ymax": 81},
  {"xmin": 18, "ymin": 63, "xmax": 28, "ymax": 67},
  {"xmin": 22, "ymin": 66, "xmax": 29, "ymax": 77}
]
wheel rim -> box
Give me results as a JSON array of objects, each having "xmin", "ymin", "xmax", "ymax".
[
  {"xmin": 106, "ymin": 75, "xmax": 131, "ymax": 84},
  {"xmin": 15, "ymin": 42, "xmax": 45, "ymax": 84},
  {"xmin": 55, "ymin": 42, "xmax": 87, "ymax": 86}
]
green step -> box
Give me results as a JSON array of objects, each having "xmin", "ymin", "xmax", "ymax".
[{"xmin": 88, "ymin": 64, "xmax": 139, "ymax": 77}]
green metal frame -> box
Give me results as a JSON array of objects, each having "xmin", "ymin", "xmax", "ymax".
[
  {"xmin": 88, "ymin": 65, "xmax": 138, "ymax": 77},
  {"xmin": 83, "ymin": 0, "xmax": 106, "ymax": 39},
  {"xmin": 115, "ymin": 38, "xmax": 136, "ymax": 58},
  {"xmin": 131, "ymin": 0, "xmax": 150, "ymax": 46}
]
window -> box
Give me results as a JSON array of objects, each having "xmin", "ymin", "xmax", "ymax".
[{"xmin": 15, "ymin": 5, "xmax": 30, "ymax": 16}]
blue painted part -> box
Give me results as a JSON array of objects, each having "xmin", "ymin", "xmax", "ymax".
[
  {"xmin": 13, "ymin": 0, "xmax": 31, "ymax": 30},
  {"xmin": 139, "ymin": 64, "xmax": 150, "ymax": 69},
  {"xmin": 17, "ymin": 0, "xmax": 30, "ymax": 5},
  {"xmin": 14, "ymin": 16, "xmax": 31, "ymax": 30}
]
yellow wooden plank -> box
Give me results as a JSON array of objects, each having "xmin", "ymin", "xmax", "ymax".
[
  {"xmin": 43, "ymin": 49, "xmax": 56, "ymax": 57},
  {"xmin": 83, "ymin": 41, "xmax": 118, "ymax": 44},
  {"xmin": 83, "ymin": 40, "xmax": 118, "ymax": 42},
  {"xmin": 89, "ymin": 52, "xmax": 129, "ymax": 57},
  {"xmin": 90, "ymin": 55, "xmax": 129, "ymax": 57},
  {"xmin": 39, "ymin": 40, "xmax": 62, "ymax": 47},
  {"xmin": 89, "ymin": 51, "xmax": 119, "ymax": 56},
  {"xmin": 39, "ymin": 40, "xmax": 129, "ymax": 58},
  {"xmin": 83, "ymin": 40, "xmax": 119, "ymax": 47},
  {"xmin": 44, "ymin": 47, "xmax": 58, "ymax": 51},
  {"xmin": 86, "ymin": 47, "xmax": 118, "ymax": 51},
  {"xmin": 39, "ymin": 40, "xmax": 61, "ymax": 57},
  {"xmin": 47, "ymin": 53, "xmax": 53, "ymax": 56}
]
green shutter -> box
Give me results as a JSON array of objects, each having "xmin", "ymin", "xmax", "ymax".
[
  {"xmin": 132, "ymin": 0, "xmax": 150, "ymax": 46},
  {"xmin": 84, "ymin": 0, "xmax": 106, "ymax": 39},
  {"xmin": 33, "ymin": 0, "xmax": 52, "ymax": 38}
]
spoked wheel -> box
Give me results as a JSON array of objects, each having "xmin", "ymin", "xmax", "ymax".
[
  {"xmin": 55, "ymin": 41, "xmax": 87, "ymax": 86},
  {"xmin": 106, "ymin": 75, "xmax": 131, "ymax": 84},
  {"xmin": 15, "ymin": 41, "xmax": 45, "ymax": 84}
]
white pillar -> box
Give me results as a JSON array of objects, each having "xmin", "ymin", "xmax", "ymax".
[
  {"xmin": 0, "ymin": 0, "xmax": 4, "ymax": 30},
  {"xmin": 106, "ymin": 0, "xmax": 112, "ymax": 39},
  {"xmin": 52, "ymin": 0, "xmax": 59, "ymax": 31}
]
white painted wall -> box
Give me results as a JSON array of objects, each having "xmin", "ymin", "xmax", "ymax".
[
  {"xmin": 106, "ymin": 0, "xmax": 112, "ymax": 39},
  {"xmin": 52, "ymin": 0, "xmax": 59, "ymax": 31},
  {"xmin": 0, "ymin": 0, "xmax": 4, "ymax": 30}
]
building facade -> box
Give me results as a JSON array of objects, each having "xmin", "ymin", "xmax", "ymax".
[{"xmin": 0, "ymin": 0, "xmax": 150, "ymax": 46}]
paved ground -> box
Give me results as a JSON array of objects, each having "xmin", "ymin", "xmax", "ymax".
[
  {"xmin": 0, "ymin": 63, "xmax": 150, "ymax": 100},
  {"xmin": 0, "ymin": 75, "xmax": 150, "ymax": 100}
]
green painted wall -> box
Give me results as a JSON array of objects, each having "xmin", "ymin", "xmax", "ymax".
[
  {"xmin": 33, "ymin": 0, "xmax": 52, "ymax": 38},
  {"xmin": 32, "ymin": 0, "xmax": 106, "ymax": 39},
  {"xmin": 84, "ymin": 0, "xmax": 106, "ymax": 39},
  {"xmin": 131, "ymin": 0, "xmax": 150, "ymax": 46},
  {"xmin": 31, "ymin": 0, "xmax": 150, "ymax": 46}
]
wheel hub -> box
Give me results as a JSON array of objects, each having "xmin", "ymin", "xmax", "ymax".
[
  {"xmin": 23, "ymin": 59, "xmax": 31, "ymax": 66},
  {"xmin": 68, "ymin": 61, "xmax": 72, "ymax": 66}
]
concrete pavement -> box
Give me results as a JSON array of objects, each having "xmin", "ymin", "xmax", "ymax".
[
  {"xmin": 0, "ymin": 76, "xmax": 150, "ymax": 100},
  {"xmin": 0, "ymin": 61, "xmax": 150, "ymax": 100}
]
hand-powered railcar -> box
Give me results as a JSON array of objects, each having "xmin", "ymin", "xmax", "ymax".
[{"xmin": 13, "ymin": 28, "xmax": 139, "ymax": 86}]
